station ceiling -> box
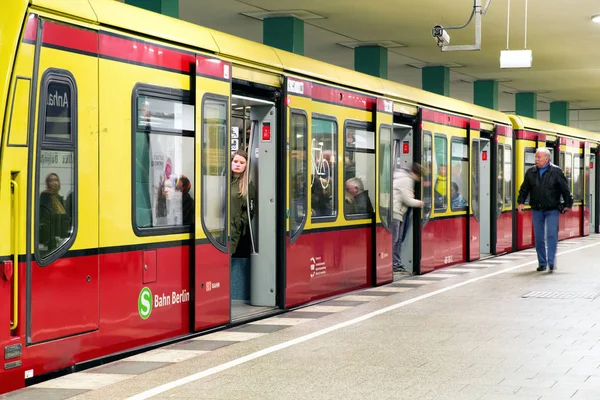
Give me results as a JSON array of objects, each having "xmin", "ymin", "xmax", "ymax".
[{"xmin": 130, "ymin": 1, "xmax": 600, "ymax": 115}]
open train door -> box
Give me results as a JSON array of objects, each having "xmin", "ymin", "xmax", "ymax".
[
  {"xmin": 372, "ymin": 99, "xmax": 394, "ymax": 285},
  {"xmin": 193, "ymin": 55, "xmax": 232, "ymax": 331},
  {"xmin": 467, "ymin": 121, "xmax": 482, "ymax": 261},
  {"xmin": 583, "ymin": 141, "xmax": 592, "ymax": 236},
  {"xmin": 590, "ymin": 146, "xmax": 598, "ymax": 233}
]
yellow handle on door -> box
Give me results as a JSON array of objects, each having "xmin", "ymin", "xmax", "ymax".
[{"xmin": 10, "ymin": 180, "xmax": 19, "ymax": 330}]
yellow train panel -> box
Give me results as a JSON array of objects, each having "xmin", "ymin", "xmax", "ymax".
[
  {"xmin": 210, "ymin": 30, "xmax": 283, "ymax": 71},
  {"xmin": 89, "ymin": 0, "xmax": 219, "ymax": 53},
  {"xmin": 509, "ymin": 115, "xmax": 600, "ymax": 142},
  {"xmin": 232, "ymin": 64, "xmax": 281, "ymax": 88},
  {"xmin": 98, "ymin": 58, "xmax": 192, "ymax": 248},
  {"xmin": 34, "ymin": 47, "xmax": 99, "ymax": 252},
  {"xmin": 0, "ymin": 38, "xmax": 34, "ymax": 257},
  {"xmin": 393, "ymin": 102, "xmax": 418, "ymax": 116},
  {"xmin": 31, "ymin": 0, "xmax": 97, "ymax": 22}
]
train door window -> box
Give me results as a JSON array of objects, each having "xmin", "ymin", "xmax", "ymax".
[
  {"xmin": 450, "ymin": 138, "xmax": 468, "ymax": 211},
  {"xmin": 290, "ymin": 111, "xmax": 308, "ymax": 239},
  {"xmin": 133, "ymin": 86, "xmax": 195, "ymax": 236},
  {"xmin": 504, "ymin": 145, "xmax": 512, "ymax": 207},
  {"xmin": 35, "ymin": 70, "xmax": 77, "ymax": 264},
  {"xmin": 497, "ymin": 143, "xmax": 504, "ymax": 214},
  {"xmin": 433, "ymin": 134, "xmax": 448, "ymax": 211},
  {"xmin": 524, "ymin": 148, "xmax": 536, "ymax": 205},
  {"xmin": 379, "ymin": 125, "xmax": 392, "ymax": 229},
  {"xmin": 559, "ymin": 151, "xmax": 565, "ymax": 170},
  {"xmin": 422, "ymin": 132, "xmax": 433, "ymax": 216},
  {"xmin": 344, "ymin": 121, "xmax": 375, "ymax": 218},
  {"xmin": 200, "ymin": 96, "xmax": 227, "ymax": 248},
  {"xmin": 565, "ymin": 152, "xmax": 573, "ymax": 191},
  {"xmin": 311, "ymin": 116, "xmax": 337, "ymax": 221},
  {"xmin": 573, "ymin": 155, "xmax": 583, "ymax": 201}
]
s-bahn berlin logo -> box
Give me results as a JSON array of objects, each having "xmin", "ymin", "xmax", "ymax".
[{"xmin": 138, "ymin": 287, "xmax": 153, "ymax": 320}]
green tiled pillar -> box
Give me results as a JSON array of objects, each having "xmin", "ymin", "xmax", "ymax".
[
  {"xmin": 263, "ymin": 17, "xmax": 304, "ymax": 55},
  {"xmin": 550, "ymin": 101, "xmax": 570, "ymax": 126},
  {"xmin": 422, "ymin": 66, "xmax": 449, "ymax": 96},
  {"xmin": 473, "ymin": 80, "xmax": 498, "ymax": 110},
  {"xmin": 515, "ymin": 92, "xmax": 537, "ymax": 119},
  {"xmin": 125, "ymin": 0, "xmax": 179, "ymax": 18},
  {"xmin": 354, "ymin": 46, "xmax": 388, "ymax": 79}
]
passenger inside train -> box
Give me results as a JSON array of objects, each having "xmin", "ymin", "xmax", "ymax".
[
  {"xmin": 230, "ymin": 150, "xmax": 255, "ymax": 302},
  {"xmin": 345, "ymin": 177, "xmax": 374, "ymax": 215},
  {"xmin": 450, "ymin": 181, "xmax": 467, "ymax": 209},
  {"xmin": 39, "ymin": 172, "xmax": 72, "ymax": 256}
]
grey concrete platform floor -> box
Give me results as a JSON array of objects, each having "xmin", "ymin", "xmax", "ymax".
[{"xmin": 5, "ymin": 235, "xmax": 600, "ymax": 400}]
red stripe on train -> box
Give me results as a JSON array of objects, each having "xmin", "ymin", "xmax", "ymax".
[
  {"xmin": 23, "ymin": 15, "xmax": 38, "ymax": 42},
  {"xmin": 42, "ymin": 20, "xmax": 98, "ymax": 54}
]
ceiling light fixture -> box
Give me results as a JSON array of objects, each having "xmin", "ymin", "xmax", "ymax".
[{"xmin": 592, "ymin": 15, "xmax": 600, "ymax": 24}]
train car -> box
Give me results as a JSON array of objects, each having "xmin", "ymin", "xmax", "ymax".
[
  {"xmin": 1, "ymin": 0, "xmax": 600, "ymax": 394},
  {"xmin": 509, "ymin": 116, "xmax": 600, "ymax": 250}
]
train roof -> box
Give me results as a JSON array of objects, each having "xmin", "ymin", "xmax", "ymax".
[
  {"xmin": 27, "ymin": 0, "xmax": 525, "ymax": 128},
  {"xmin": 509, "ymin": 115, "xmax": 600, "ymax": 143}
]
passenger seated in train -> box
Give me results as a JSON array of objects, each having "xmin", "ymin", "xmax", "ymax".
[
  {"xmin": 230, "ymin": 150, "xmax": 256, "ymax": 301},
  {"xmin": 311, "ymin": 175, "xmax": 333, "ymax": 217},
  {"xmin": 345, "ymin": 177, "xmax": 373, "ymax": 215},
  {"xmin": 450, "ymin": 181, "xmax": 467, "ymax": 209},
  {"xmin": 176, "ymin": 174, "xmax": 194, "ymax": 225},
  {"xmin": 39, "ymin": 172, "xmax": 71, "ymax": 255},
  {"xmin": 434, "ymin": 165, "xmax": 448, "ymax": 209}
]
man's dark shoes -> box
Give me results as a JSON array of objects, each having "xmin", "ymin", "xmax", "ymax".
[
  {"xmin": 549, "ymin": 265, "xmax": 554, "ymax": 273},
  {"xmin": 536, "ymin": 265, "xmax": 547, "ymax": 272}
]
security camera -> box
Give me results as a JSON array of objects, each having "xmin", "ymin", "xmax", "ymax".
[{"xmin": 432, "ymin": 25, "xmax": 450, "ymax": 47}]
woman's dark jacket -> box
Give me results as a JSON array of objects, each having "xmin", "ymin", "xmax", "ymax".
[{"xmin": 230, "ymin": 176, "xmax": 256, "ymax": 257}]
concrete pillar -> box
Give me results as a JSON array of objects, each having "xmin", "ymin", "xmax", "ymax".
[
  {"xmin": 473, "ymin": 80, "xmax": 498, "ymax": 110},
  {"xmin": 263, "ymin": 17, "xmax": 304, "ymax": 55},
  {"xmin": 422, "ymin": 66, "xmax": 449, "ymax": 96},
  {"xmin": 125, "ymin": 0, "xmax": 179, "ymax": 18},
  {"xmin": 354, "ymin": 46, "xmax": 388, "ymax": 79},
  {"xmin": 550, "ymin": 101, "xmax": 570, "ymax": 126},
  {"xmin": 515, "ymin": 92, "xmax": 537, "ymax": 119}
]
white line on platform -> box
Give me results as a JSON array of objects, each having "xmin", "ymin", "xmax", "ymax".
[{"xmin": 125, "ymin": 241, "xmax": 600, "ymax": 400}]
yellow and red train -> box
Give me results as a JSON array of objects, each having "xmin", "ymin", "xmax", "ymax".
[{"xmin": 0, "ymin": 0, "xmax": 598, "ymax": 393}]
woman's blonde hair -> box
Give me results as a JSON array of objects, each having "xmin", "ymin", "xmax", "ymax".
[{"xmin": 231, "ymin": 149, "xmax": 250, "ymax": 198}]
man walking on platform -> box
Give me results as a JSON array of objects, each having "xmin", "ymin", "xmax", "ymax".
[{"xmin": 517, "ymin": 148, "xmax": 573, "ymax": 273}]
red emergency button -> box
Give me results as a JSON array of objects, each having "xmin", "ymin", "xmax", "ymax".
[
  {"xmin": 482, "ymin": 151, "xmax": 488, "ymax": 161},
  {"xmin": 262, "ymin": 124, "xmax": 271, "ymax": 141},
  {"xmin": 591, "ymin": 162, "xmax": 594, "ymax": 169},
  {"xmin": 403, "ymin": 142, "xmax": 410, "ymax": 154},
  {"xmin": 2, "ymin": 260, "xmax": 13, "ymax": 281}
]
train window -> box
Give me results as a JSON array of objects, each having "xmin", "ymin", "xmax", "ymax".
[
  {"xmin": 379, "ymin": 125, "xmax": 392, "ymax": 230},
  {"xmin": 450, "ymin": 139, "xmax": 468, "ymax": 211},
  {"xmin": 422, "ymin": 132, "xmax": 433, "ymax": 217},
  {"xmin": 344, "ymin": 121, "xmax": 375, "ymax": 218},
  {"xmin": 433, "ymin": 134, "xmax": 448, "ymax": 211},
  {"xmin": 290, "ymin": 111, "xmax": 308, "ymax": 239},
  {"xmin": 311, "ymin": 116, "xmax": 337, "ymax": 221},
  {"xmin": 565, "ymin": 152, "xmax": 573, "ymax": 192},
  {"xmin": 35, "ymin": 70, "xmax": 78, "ymax": 265},
  {"xmin": 504, "ymin": 145, "xmax": 512, "ymax": 207},
  {"xmin": 573, "ymin": 155, "xmax": 583, "ymax": 201},
  {"xmin": 133, "ymin": 87, "xmax": 195, "ymax": 237},
  {"xmin": 201, "ymin": 96, "xmax": 227, "ymax": 249},
  {"xmin": 497, "ymin": 144, "xmax": 504, "ymax": 213},
  {"xmin": 523, "ymin": 147, "xmax": 536, "ymax": 205}
]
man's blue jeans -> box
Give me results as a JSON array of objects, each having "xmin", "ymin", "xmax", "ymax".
[{"xmin": 532, "ymin": 209, "xmax": 559, "ymax": 267}]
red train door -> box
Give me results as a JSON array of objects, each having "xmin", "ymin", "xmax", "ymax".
[
  {"xmin": 27, "ymin": 19, "xmax": 100, "ymax": 343},
  {"xmin": 373, "ymin": 99, "xmax": 394, "ymax": 285},
  {"xmin": 193, "ymin": 56, "xmax": 233, "ymax": 331}
]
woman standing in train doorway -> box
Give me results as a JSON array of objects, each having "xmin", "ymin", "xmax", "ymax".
[{"xmin": 230, "ymin": 150, "xmax": 256, "ymax": 301}]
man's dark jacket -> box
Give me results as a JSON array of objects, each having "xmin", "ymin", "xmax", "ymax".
[{"xmin": 517, "ymin": 163, "xmax": 573, "ymax": 211}]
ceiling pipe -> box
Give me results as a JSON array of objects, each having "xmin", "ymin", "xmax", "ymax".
[{"xmin": 436, "ymin": 0, "xmax": 491, "ymax": 52}]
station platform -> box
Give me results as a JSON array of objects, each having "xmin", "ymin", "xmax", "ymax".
[{"xmin": 5, "ymin": 235, "xmax": 600, "ymax": 400}]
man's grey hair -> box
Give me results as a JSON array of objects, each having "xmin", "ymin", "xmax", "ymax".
[{"xmin": 536, "ymin": 147, "xmax": 552, "ymax": 160}]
